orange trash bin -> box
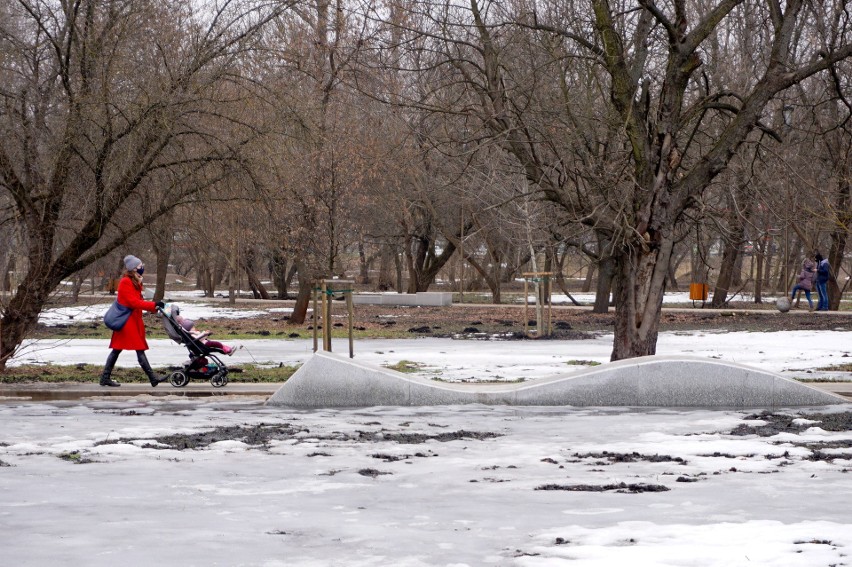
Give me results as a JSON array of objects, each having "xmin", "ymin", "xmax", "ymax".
[{"xmin": 689, "ymin": 282, "xmax": 708, "ymax": 303}]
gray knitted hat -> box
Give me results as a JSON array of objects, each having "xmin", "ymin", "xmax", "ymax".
[{"xmin": 123, "ymin": 255, "xmax": 142, "ymax": 271}]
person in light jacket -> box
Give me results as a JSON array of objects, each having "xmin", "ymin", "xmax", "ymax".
[
  {"xmin": 789, "ymin": 256, "xmax": 816, "ymax": 310},
  {"xmin": 99, "ymin": 255, "xmax": 166, "ymax": 387}
]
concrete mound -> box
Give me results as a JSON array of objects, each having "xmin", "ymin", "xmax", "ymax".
[{"xmin": 266, "ymin": 351, "xmax": 847, "ymax": 409}]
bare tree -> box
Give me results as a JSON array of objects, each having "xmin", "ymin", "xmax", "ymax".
[
  {"xmin": 382, "ymin": 0, "xmax": 852, "ymax": 360},
  {"xmin": 0, "ymin": 0, "xmax": 285, "ymax": 369}
]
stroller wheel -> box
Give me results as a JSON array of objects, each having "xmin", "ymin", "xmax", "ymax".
[
  {"xmin": 210, "ymin": 368, "xmax": 228, "ymax": 388},
  {"xmin": 169, "ymin": 371, "xmax": 189, "ymax": 388}
]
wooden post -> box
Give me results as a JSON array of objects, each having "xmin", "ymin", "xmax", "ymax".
[
  {"xmin": 346, "ymin": 292, "xmax": 354, "ymax": 358},
  {"xmin": 459, "ymin": 207, "xmax": 464, "ymax": 304},
  {"xmin": 523, "ymin": 278, "xmax": 529, "ymax": 337},
  {"xmin": 547, "ymin": 282, "xmax": 553, "ymax": 335},
  {"xmin": 312, "ymin": 285, "xmax": 318, "ymax": 352},
  {"xmin": 320, "ymin": 281, "xmax": 329, "ymax": 352},
  {"xmin": 316, "ymin": 279, "xmax": 356, "ymax": 356}
]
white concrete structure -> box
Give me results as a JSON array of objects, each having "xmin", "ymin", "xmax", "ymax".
[
  {"xmin": 352, "ymin": 292, "xmax": 452, "ymax": 306},
  {"xmin": 267, "ymin": 352, "xmax": 847, "ymax": 408}
]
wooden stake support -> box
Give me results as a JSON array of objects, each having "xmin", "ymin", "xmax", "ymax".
[{"xmin": 312, "ymin": 279, "xmax": 356, "ymax": 358}]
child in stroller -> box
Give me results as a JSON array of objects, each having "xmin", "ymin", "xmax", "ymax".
[
  {"xmin": 159, "ymin": 304, "xmax": 233, "ymax": 387},
  {"xmin": 172, "ymin": 306, "xmax": 236, "ymax": 355}
]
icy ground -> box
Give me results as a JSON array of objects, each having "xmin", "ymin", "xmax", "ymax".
[
  {"xmin": 4, "ymin": 295, "xmax": 852, "ymax": 565},
  {"xmin": 1, "ymin": 402, "xmax": 851, "ymax": 566}
]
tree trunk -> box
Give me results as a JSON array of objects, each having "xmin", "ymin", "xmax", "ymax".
[
  {"xmin": 582, "ymin": 262, "xmax": 595, "ymax": 293},
  {"xmin": 213, "ymin": 256, "xmax": 228, "ymax": 289},
  {"xmin": 147, "ymin": 214, "xmax": 174, "ymax": 303},
  {"xmin": 762, "ymin": 239, "xmax": 775, "ymax": 292},
  {"xmin": 152, "ymin": 237, "xmax": 172, "ymax": 303},
  {"xmin": 668, "ymin": 244, "xmax": 689, "ymax": 291},
  {"xmin": 461, "ymin": 253, "xmax": 502, "ymax": 303},
  {"xmin": 593, "ymin": 255, "xmax": 615, "ymax": 313},
  {"xmin": 395, "ymin": 251, "xmax": 403, "ymax": 293},
  {"xmin": 71, "ymin": 273, "xmax": 85, "ymax": 303},
  {"xmin": 827, "ymin": 180, "xmax": 850, "ymax": 310},
  {"xmin": 732, "ymin": 252, "xmax": 745, "ymax": 287},
  {"xmin": 754, "ymin": 253, "xmax": 764, "ymax": 304},
  {"xmin": 198, "ymin": 259, "xmax": 215, "ymax": 298},
  {"xmin": 610, "ymin": 238, "xmax": 673, "ymax": 361},
  {"xmin": 666, "ymin": 261, "xmax": 679, "ymax": 291},
  {"xmin": 242, "ymin": 248, "xmax": 270, "ymax": 300},
  {"xmin": 378, "ymin": 244, "xmax": 395, "ymax": 290},
  {"xmin": 0, "ymin": 264, "xmax": 57, "ymax": 371},
  {"xmin": 711, "ymin": 240, "xmax": 740, "ymax": 308},
  {"xmin": 358, "ymin": 241, "xmax": 369, "ymax": 284},
  {"xmin": 227, "ymin": 271, "xmax": 237, "ymax": 305},
  {"xmin": 290, "ymin": 261, "xmax": 313, "ymax": 325},
  {"xmin": 271, "ymin": 251, "xmax": 290, "ymax": 299},
  {"xmin": 285, "ymin": 265, "xmax": 298, "ymax": 292},
  {"xmin": 0, "ymin": 248, "xmax": 13, "ymax": 293},
  {"xmin": 404, "ymin": 235, "xmax": 457, "ymax": 293}
]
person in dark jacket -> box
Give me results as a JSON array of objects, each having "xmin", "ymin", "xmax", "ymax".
[
  {"xmin": 790, "ymin": 256, "xmax": 816, "ymax": 310},
  {"xmin": 814, "ymin": 252, "xmax": 831, "ymax": 311},
  {"xmin": 99, "ymin": 255, "xmax": 166, "ymax": 387}
]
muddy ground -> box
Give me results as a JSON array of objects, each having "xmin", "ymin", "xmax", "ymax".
[
  {"xmin": 211, "ymin": 303, "xmax": 852, "ymax": 340},
  {"xmin": 79, "ymin": 411, "xmax": 852, "ymax": 477},
  {"xmin": 35, "ymin": 294, "xmax": 852, "ymax": 341}
]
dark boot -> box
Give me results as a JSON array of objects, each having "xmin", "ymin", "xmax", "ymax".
[
  {"xmin": 100, "ymin": 349, "xmax": 122, "ymax": 387},
  {"xmin": 137, "ymin": 351, "xmax": 167, "ymax": 387}
]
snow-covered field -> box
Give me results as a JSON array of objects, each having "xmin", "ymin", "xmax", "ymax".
[
  {"xmin": 10, "ymin": 330, "xmax": 852, "ymax": 383},
  {"xmin": 17, "ymin": 291, "xmax": 852, "ymax": 382},
  {"xmin": 3, "ymin": 295, "xmax": 851, "ymax": 566},
  {"xmin": 1, "ymin": 401, "xmax": 850, "ymax": 566}
]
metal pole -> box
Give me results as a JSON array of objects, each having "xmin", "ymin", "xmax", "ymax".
[{"xmin": 523, "ymin": 278, "xmax": 529, "ymax": 338}]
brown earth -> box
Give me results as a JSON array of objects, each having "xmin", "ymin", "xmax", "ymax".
[
  {"xmin": 32, "ymin": 296, "xmax": 852, "ymax": 342},
  {"xmin": 204, "ymin": 302, "xmax": 852, "ymax": 340}
]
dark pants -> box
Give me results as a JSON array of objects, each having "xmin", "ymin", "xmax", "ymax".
[{"xmin": 815, "ymin": 281, "xmax": 829, "ymax": 311}]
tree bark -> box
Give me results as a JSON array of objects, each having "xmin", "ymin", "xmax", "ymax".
[
  {"xmin": 582, "ymin": 262, "xmax": 595, "ymax": 293},
  {"xmin": 378, "ymin": 244, "xmax": 396, "ymax": 291},
  {"xmin": 404, "ymin": 234, "xmax": 457, "ymax": 293},
  {"xmin": 754, "ymin": 253, "xmax": 764, "ymax": 304},
  {"xmin": 712, "ymin": 240, "xmax": 740, "ymax": 308},
  {"xmin": 610, "ymin": 238, "xmax": 673, "ymax": 360},
  {"xmin": 290, "ymin": 261, "xmax": 313, "ymax": 325},
  {"xmin": 242, "ymin": 248, "xmax": 270, "ymax": 300},
  {"xmin": 271, "ymin": 251, "xmax": 289, "ymax": 299},
  {"xmin": 358, "ymin": 241, "xmax": 370, "ymax": 284},
  {"xmin": 827, "ymin": 179, "xmax": 850, "ymax": 310},
  {"xmin": 151, "ymin": 232, "xmax": 173, "ymax": 303},
  {"xmin": 592, "ymin": 234, "xmax": 615, "ymax": 313}
]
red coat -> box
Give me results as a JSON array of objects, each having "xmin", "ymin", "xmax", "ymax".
[{"xmin": 109, "ymin": 276, "xmax": 157, "ymax": 351}]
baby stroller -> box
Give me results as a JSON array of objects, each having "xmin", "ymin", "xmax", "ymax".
[{"xmin": 159, "ymin": 304, "xmax": 229, "ymax": 388}]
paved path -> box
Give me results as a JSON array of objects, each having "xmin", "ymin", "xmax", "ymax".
[
  {"xmin": 1, "ymin": 380, "xmax": 849, "ymax": 403},
  {"xmin": 0, "ymin": 382, "xmax": 276, "ymax": 402}
]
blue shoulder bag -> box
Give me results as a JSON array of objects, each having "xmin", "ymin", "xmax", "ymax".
[{"xmin": 103, "ymin": 301, "xmax": 132, "ymax": 331}]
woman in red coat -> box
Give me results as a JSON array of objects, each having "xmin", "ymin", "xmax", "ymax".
[{"xmin": 99, "ymin": 255, "xmax": 167, "ymax": 387}]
